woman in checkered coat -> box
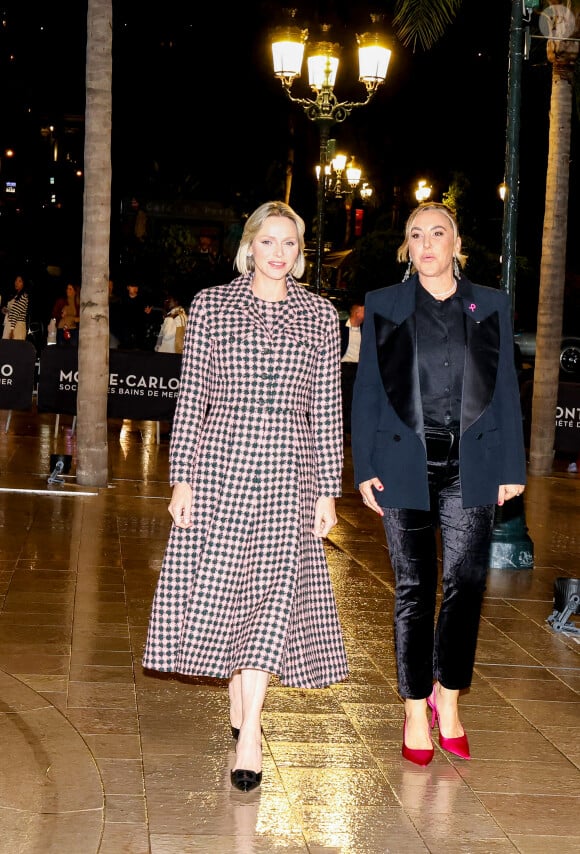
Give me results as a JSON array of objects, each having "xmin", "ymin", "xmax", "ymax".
[{"xmin": 143, "ymin": 201, "xmax": 348, "ymax": 791}]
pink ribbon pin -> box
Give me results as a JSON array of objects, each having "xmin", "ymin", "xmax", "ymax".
[{"xmin": 469, "ymin": 303, "xmax": 476, "ymax": 312}]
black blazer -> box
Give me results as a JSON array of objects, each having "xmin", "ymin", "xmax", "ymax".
[{"xmin": 351, "ymin": 274, "xmax": 527, "ymax": 510}]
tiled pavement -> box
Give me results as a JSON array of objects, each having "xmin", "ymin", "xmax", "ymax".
[{"xmin": 0, "ymin": 408, "xmax": 579, "ymax": 853}]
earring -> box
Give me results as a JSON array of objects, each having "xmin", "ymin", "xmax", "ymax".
[
  {"xmin": 402, "ymin": 260, "xmax": 412, "ymax": 282},
  {"xmin": 246, "ymin": 254, "xmax": 255, "ymax": 273},
  {"xmin": 453, "ymin": 256, "xmax": 461, "ymax": 280}
]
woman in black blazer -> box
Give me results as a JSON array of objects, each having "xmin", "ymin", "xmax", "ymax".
[{"xmin": 351, "ymin": 203, "xmax": 526, "ymax": 766}]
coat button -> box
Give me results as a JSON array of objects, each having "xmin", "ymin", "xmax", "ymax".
[{"xmin": 393, "ymin": 434, "xmax": 401, "ymax": 442}]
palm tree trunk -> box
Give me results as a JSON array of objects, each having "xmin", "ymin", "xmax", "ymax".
[
  {"xmin": 76, "ymin": 0, "xmax": 113, "ymax": 486},
  {"xmin": 529, "ymin": 38, "xmax": 579, "ymax": 476}
]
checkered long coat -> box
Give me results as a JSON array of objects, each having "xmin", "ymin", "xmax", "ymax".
[{"xmin": 143, "ymin": 275, "xmax": 348, "ymax": 688}]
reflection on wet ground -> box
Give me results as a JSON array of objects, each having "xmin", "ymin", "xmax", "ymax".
[{"xmin": 0, "ymin": 409, "xmax": 579, "ymax": 853}]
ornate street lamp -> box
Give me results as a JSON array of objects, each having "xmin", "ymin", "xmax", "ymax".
[
  {"xmin": 345, "ymin": 157, "xmax": 362, "ymax": 189},
  {"xmin": 316, "ymin": 150, "xmax": 368, "ymax": 247},
  {"xmin": 342, "ymin": 158, "xmax": 363, "ymax": 246},
  {"xmin": 316, "ymin": 150, "xmax": 363, "ymax": 198},
  {"xmin": 330, "ymin": 153, "xmax": 348, "ymax": 190},
  {"xmin": 271, "ymin": 12, "xmax": 391, "ymax": 291}
]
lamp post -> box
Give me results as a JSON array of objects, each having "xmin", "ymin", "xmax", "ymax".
[
  {"xmin": 343, "ymin": 158, "xmax": 362, "ymax": 246},
  {"xmin": 271, "ymin": 13, "xmax": 391, "ymax": 292},
  {"xmin": 317, "ymin": 150, "xmax": 367, "ymax": 246},
  {"xmin": 488, "ymin": 0, "xmax": 534, "ymax": 571}
]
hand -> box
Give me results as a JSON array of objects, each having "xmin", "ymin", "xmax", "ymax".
[
  {"xmin": 312, "ymin": 496, "xmax": 337, "ymax": 538},
  {"xmin": 168, "ymin": 481, "xmax": 193, "ymax": 528},
  {"xmin": 497, "ymin": 484, "xmax": 525, "ymax": 506},
  {"xmin": 359, "ymin": 477, "xmax": 385, "ymax": 516}
]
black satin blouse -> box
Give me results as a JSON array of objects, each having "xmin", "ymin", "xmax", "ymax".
[{"xmin": 415, "ymin": 281, "xmax": 465, "ymax": 432}]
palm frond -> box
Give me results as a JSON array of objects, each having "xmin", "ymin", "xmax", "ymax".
[{"xmin": 393, "ymin": 0, "xmax": 464, "ymax": 51}]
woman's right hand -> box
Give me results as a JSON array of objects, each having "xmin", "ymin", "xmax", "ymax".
[
  {"xmin": 168, "ymin": 481, "xmax": 193, "ymax": 528},
  {"xmin": 358, "ymin": 478, "xmax": 384, "ymax": 516}
]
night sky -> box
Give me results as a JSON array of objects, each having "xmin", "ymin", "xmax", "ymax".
[{"xmin": 1, "ymin": 1, "xmax": 574, "ymax": 272}]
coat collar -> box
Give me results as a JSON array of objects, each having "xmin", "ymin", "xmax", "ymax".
[
  {"xmin": 225, "ymin": 274, "xmax": 324, "ymax": 337},
  {"xmin": 373, "ymin": 274, "xmax": 501, "ymax": 437},
  {"xmin": 390, "ymin": 274, "xmax": 496, "ymax": 322}
]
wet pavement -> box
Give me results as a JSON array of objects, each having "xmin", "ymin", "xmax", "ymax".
[{"xmin": 0, "ymin": 408, "xmax": 579, "ymax": 853}]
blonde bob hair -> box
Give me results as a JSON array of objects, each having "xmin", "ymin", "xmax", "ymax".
[
  {"xmin": 396, "ymin": 202, "xmax": 468, "ymax": 271},
  {"xmin": 234, "ymin": 201, "xmax": 306, "ymax": 279}
]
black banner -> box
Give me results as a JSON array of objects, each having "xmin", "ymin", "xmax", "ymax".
[
  {"xmin": 37, "ymin": 348, "xmax": 182, "ymax": 421},
  {"xmin": 554, "ymin": 383, "xmax": 580, "ymax": 453},
  {"xmin": 521, "ymin": 380, "xmax": 580, "ymax": 453},
  {"xmin": 0, "ymin": 340, "xmax": 37, "ymax": 410}
]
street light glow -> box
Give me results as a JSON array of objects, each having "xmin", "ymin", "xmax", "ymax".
[
  {"xmin": 360, "ymin": 182, "xmax": 373, "ymax": 200},
  {"xmin": 346, "ymin": 159, "xmax": 362, "ymax": 187},
  {"xmin": 357, "ymin": 19, "xmax": 392, "ymax": 90},
  {"xmin": 415, "ymin": 180, "xmax": 432, "ymax": 203},
  {"xmin": 271, "ymin": 12, "xmax": 307, "ymax": 84}
]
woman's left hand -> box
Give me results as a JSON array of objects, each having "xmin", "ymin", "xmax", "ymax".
[
  {"xmin": 359, "ymin": 477, "xmax": 384, "ymax": 516},
  {"xmin": 312, "ymin": 496, "xmax": 337, "ymax": 538},
  {"xmin": 168, "ymin": 481, "xmax": 193, "ymax": 528},
  {"xmin": 497, "ymin": 484, "xmax": 526, "ymax": 505}
]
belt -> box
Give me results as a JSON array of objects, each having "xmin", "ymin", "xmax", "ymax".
[{"xmin": 424, "ymin": 427, "xmax": 459, "ymax": 464}]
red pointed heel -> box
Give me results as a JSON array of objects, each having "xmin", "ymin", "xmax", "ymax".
[
  {"xmin": 402, "ymin": 721, "xmax": 434, "ymax": 766},
  {"xmin": 427, "ymin": 689, "xmax": 471, "ymax": 760},
  {"xmin": 439, "ymin": 731, "xmax": 471, "ymax": 759}
]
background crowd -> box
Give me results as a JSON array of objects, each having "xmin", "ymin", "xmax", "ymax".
[{"xmin": 0, "ymin": 265, "xmax": 216, "ymax": 355}]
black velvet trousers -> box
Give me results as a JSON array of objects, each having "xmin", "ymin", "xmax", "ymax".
[{"xmin": 382, "ymin": 458, "xmax": 495, "ymax": 699}]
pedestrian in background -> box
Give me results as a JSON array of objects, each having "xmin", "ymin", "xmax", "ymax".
[
  {"xmin": 154, "ymin": 292, "xmax": 188, "ymax": 354},
  {"xmin": 340, "ymin": 297, "xmax": 365, "ymax": 439},
  {"xmin": 51, "ymin": 282, "xmax": 80, "ymax": 346},
  {"xmin": 116, "ymin": 281, "xmax": 153, "ymax": 349},
  {"xmin": 2, "ymin": 273, "xmax": 29, "ymax": 340},
  {"xmin": 143, "ymin": 201, "xmax": 347, "ymax": 792},
  {"xmin": 352, "ymin": 203, "xmax": 526, "ymax": 766}
]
